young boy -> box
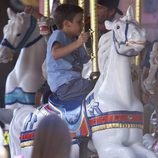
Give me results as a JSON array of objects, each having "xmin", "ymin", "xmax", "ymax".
[{"xmin": 46, "ymin": 4, "xmax": 94, "ymax": 101}]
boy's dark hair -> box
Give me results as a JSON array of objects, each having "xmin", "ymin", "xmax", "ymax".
[{"xmin": 54, "ymin": 4, "xmax": 83, "ymax": 29}]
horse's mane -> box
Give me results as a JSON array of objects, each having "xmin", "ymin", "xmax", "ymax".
[
  {"xmin": 89, "ymin": 31, "xmax": 113, "ymax": 98},
  {"xmin": 98, "ymin": 31, "xmax": 113, "ymax": 74}
]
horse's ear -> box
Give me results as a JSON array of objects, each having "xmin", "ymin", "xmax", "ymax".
[
  {"xmin": 104, "ymin": 21, "xmax": 113, "ymax": 30},
  {"xmin": 126, "ymin": 6, "xmax": 134, "ymax": 21},
  {"xmin": 7, "ymin": 8, "xmax": 16, "ymax": 19},
  {"xmin": 17, "ymin": 13, "xmax": 24, "ymax": 24}
]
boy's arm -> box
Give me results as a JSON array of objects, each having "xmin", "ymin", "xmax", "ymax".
[{"xmin": 52, "ymin": 32, "xmax": 90, "ymax": 59}]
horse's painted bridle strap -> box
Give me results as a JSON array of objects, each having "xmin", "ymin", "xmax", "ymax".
[{"xmin": 89, "ymin": 111, "xmax": 144, "ymax": 133}]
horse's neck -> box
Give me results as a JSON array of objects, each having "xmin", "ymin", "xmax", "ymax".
[
  {"xmin": 98, "ymin": 40, "xmax": 137, "ymax": 107},
  {"xmin": 110, "ymin": 49, "xmax": 134, "ymax": 96}
]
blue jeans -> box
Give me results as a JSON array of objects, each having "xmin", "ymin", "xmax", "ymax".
[{"xmin": 55, "ymin": 78, "xmax": 94, "ymax": 101}]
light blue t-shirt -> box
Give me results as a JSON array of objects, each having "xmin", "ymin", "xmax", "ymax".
[{"xmin": 46, "ymin": 30, "xmax": 89, "ymax": 92}]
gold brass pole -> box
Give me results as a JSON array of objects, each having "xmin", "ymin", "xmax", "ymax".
[
  {"xmin": 60, "ymin": 0, "xmax": 67, "ymax": 4},
  {"xmin": 20, "ymin": 0, "xmax": 38, "ymax": 7},
  {"xmin": 134, "ymin": 0, "xmax": 142, "ymax": 100},
  {"xmin": 89, "ymin": 0, "xmax": 99, "ymax": 79},
  {"xmin": 44, "ymin": 0, "xmax": 50, "ymax": 17},
  {"xmin": 78, "ymin": 0, "xmax": 85, "ymax": 32},
  {"xmin": 135, "ymin": 0, "xmax": 142, "ymax": 24},
  {"xmin": 134, "ymin": 0, "xmax": 142, "ymax": 66}
]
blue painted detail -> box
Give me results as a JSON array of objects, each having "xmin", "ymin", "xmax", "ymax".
[
  {"xmin": 85, "ymin": 93, "xmax": 102, "ymax": 117},
  {"xmin": 23, "ymin": 112, "xmax": 37, "ymax": 130},
  {"xmin": 5, "ymin": 87, "xmax": 35, "ymax": 105},
  {"xmin": 29, "ymin": 114, "xmax": 37, "ymax": 130},
  {"xmin": 23, "ymin": 113, "xmax": 33, "ymax": 130}
]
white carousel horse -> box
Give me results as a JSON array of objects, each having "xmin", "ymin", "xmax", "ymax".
[
  {"xmin": 0, "ymin": 8, "xmax": 47, "ymax": 157},
  {"xmin": 141, "ymin": 42, "xmax": 158, "ymax": 155},
  {"xmin": 11, "ymin": 6, "xmax": 157, "ymax": 158},
  {"xmin": 0, "ymin": 8, "xmax": 46, "ymax": 110},
  {"xmin": 142, "ymin": 42, "xmax": 158, "ymax": 95}
]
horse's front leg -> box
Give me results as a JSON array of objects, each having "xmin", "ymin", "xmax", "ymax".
[
  {"xmin": 70, "ymin": 143, "xmax": 79, "ymax": 158},
  {"xmin": 92, "ymin": 130, "xmax": 136, "ymax": 158}
]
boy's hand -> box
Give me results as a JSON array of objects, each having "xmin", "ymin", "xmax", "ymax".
[{"xmin": 77, "ymin": 32, "xmax": 90, "ymax": 46}]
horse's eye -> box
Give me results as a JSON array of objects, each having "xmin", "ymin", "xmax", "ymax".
[
  {"xmin": 17, "ymin": 33, "xmax": 21, "ymax": 37},
  {"xmin": 116, "ymin": 25, "xmax": 120, "ymax": 29}
]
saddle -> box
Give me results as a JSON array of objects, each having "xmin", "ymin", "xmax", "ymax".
[
  {"xmin": 20, "ymin": 94, "xmax": 91, "ymax": 148},
  {"xmin": 48, "ymin": 94, "xmax": 91, "ymax": 138}
]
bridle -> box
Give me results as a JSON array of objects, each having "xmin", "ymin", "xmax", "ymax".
[
  {"xmin": 113, "ymin": 20, "xmax": 145, "ymax": 57},
  {"xmin": 0, "ymin": 16, "xmax": 42, "ymax": 53}
]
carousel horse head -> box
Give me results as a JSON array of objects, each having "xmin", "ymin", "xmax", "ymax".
[
  {"xmin": 82, "ymin": 7, "xmax": 146, "ymax": 79},
  {"xmin": 105, "ymin": 6, "xmax": 146, "ymax": 57},
  {"xmin": 0, "ymin": 8, "xmax": 38, "ymax": 63}
]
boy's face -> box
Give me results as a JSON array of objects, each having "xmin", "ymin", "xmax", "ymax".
[{"xmin": 68, "ymin": 13, "xmax": 83, "ymax": 36}]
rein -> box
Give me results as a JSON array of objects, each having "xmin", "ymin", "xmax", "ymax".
[
  {"xmin": 113, "ymin": 20, "xmax": 145, "ymax": 57},
  {"xmin": 1, "ymin": 16, "xmax": 42, "ymax": 53}
]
